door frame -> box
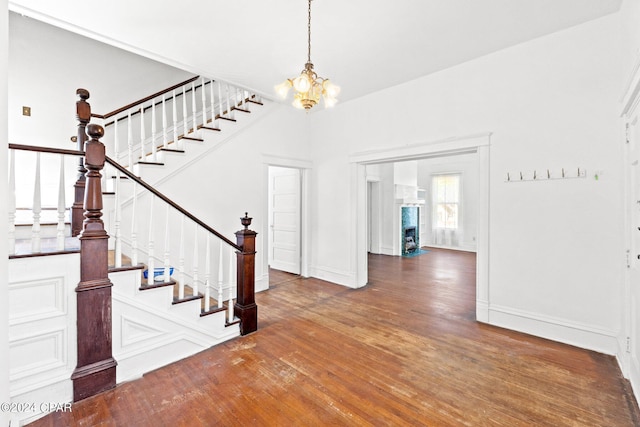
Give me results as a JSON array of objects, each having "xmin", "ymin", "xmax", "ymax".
[
  {"xmin": 621, "ymin": 53, "xmax": 640, "ymax": 392},
  {"xmin": 367, "ymin": 178, "xmax": 382, "ymax": 254},
  {"xmin": 349, "ymin": 132, "xmax": 491, "ymax": 322},
  {"xmin": 263, "ymin": 155, "xmax": 312, "ymax": 280}
]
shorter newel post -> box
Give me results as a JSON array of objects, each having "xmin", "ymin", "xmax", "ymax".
[
  {"xmin": 71, "ymin": 123, "xmax": 117, "ymax": 401},
  {"xmin": 72, "ymin": 89, "xmax": 90, "ymax": 237},
  {"xmin": 235, "ymin": 213, "xmax": 258, "ymax": 335}
]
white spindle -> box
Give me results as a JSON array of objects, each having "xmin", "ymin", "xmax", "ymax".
[
  {"xmin": 127, "ymin": 112, "xmax": 134, "ymax": 168},
  {"xmin": 225, "ymin": 83, "xmax": 232, "ymax": 119},
  {"xmin": 31, "ymin": 153, "xmax": 41, "ymax": 253},
  {"xmin": 228, "ymin": 246, "xmax": 235, "ymax": 323},
  {"xmin": 191, "ymin": 82, "xmax": 198, "ymax": 134},
  {"xmin": 147, "ymin": 195, "xmax": 155, "ymax": 282},
  {"xmin": 204, "ymin": 234, "xmax": 211, "ymax": 312},
  {"xmin": 242, "ymin": 89, "xmax": 250, "ymax": 112},
  {"xmin": 172, "ymin": 89, "xmax": 178, "ymax": 147},
  {"xmin": 114, "ymin": 118, "xmax": 119, "ymax": 163},
  {"xmin": 178, "ymin": 215, "xmax": 185, "ymax": 300},
  {"xmin": 163, "ymin": 205, "xmax": 171, "ymax": 284},
  {"xmin": 182, "ymin": 86, "xmax": 189, "ymax": 147},
  {"xmin": 151, "ymin": 100, "xmax": 157, "ymax": 163},
  {"xmin": 140, "ymin": 106, "xmax": 146, "ymax": 162},
  {"xmin": 131, "ymin": 182, "xmax": 138, "ymax": 266},
  {"xmin": 160, "ymin": 94, "xmax": 167, "ymax": 159},
  {"xmin": 235, "ymin": 86, "xmax": 240, "ymax": 111},
  {"xmin": 56, "ymin": 155, "xmax": 66, "ymax": 250},
  {"xmin": 217, "ymin": 81, "xmax": 223, "ymax": 120},
  {"xmin": 192, "ymin": 224, "xmax": 199, "ymax": 296},
  {"xmin": 8, "ymin": 150, "xmax": 16, "ymax": 255},
  {"xmin": 217, "ymin": 241, "xmax": 224, "ymax": 309},
  {"xmin": 209, "ymin": 80, "xmax": 217, "ymax": 128},
  {"xmin": 201, "ymin": 77, "xmax": 207, "ymax": 126},
  {"xmin": 114, "ymin": 169, "xmax": 122, "ymax": 267}
]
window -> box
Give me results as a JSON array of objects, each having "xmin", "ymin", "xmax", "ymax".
[{"xmin": 432, "ymin": 174, "xmax": 460, "ymax": 229}]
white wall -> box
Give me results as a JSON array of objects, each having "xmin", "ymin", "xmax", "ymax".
[
  {"xmin": 309, "ymin": 13, "xmax": 622, "ymax": 354},
  {"xmin": 417, "ymin": 153, "xmax": 479, "ymax": 251},
  {"xmin": 8, "ymin": 13, "xmax": 193, "ymax": 149},
  {"xmin": 1, "ymin": 1, "xmax": 11, "ymax": 425}
]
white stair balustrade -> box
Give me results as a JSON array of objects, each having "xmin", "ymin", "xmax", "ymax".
[
  {"xmin": 228, "ymin": 246, "xmax": 235, "ymax": 323},
  {"xmin": 56, "ymin": 155, "xmax": 66, "ymax": 250},
  {"xmin": 8, "ymin": 149, "xmax": 16, "ymax": 255},
  {"xmin": 192, "ymin": 223, "xmax": 199, "ymax": 296},
  {"xmin": 31, "ymin": 152, "xmax": 41, "ymax": 253}
]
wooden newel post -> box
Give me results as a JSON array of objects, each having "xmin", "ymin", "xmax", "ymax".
[
  {"xmin": 72, "ymin": 88, "xmax": 90, "ymax": 237},
  {"xmin": 71, "ymin": 123, "xmax": 117, "ymax": 401},
  {"xmin": 235, "ymin": 213, "xmax": 258, "ymax": 335}
]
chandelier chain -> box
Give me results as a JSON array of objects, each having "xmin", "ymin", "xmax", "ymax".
[{"xmin": 307, "ymin": 0, "xmax": 312, "ymax": 64}]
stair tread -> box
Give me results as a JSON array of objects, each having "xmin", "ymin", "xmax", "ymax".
[
  {"xmin": 137, "ymin": 161, "xmax": 165, "ymax": 166},
  {"xmin": 172, "ymin": 294, "xmax": 203, "ymax": 304},
  {"xmin": 198, "ymin": 125, "xmax": 221, "ymax": 131},
  {"xmin": 179, "ymin": 136, "xmax": 204, "ymax": 142},
  {"xmin": 218, "ymin": 116, "xmax": 236, "ymax": 122},
  {"xmin": 11, "ymin": 236, "xmax": 80, "ymax": 258},
  {"xmin": 232, "ymin": 107, "xmax": 250, "ymax": 113},
  {"xmin": 246, "ymin": 99, "xmax": 263, "ymax": 105},
  {"xmin": 160, "ymin": 148, "xmax": 185, "ymax": 153}
]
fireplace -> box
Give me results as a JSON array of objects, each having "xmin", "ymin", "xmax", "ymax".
[
  {"xmin": 404, "ymin": 226, "xmax": 417, "ymax": 254},
  {"xmin": 401, "ymin": 206, "xmax": 419, "ymax": 256}
]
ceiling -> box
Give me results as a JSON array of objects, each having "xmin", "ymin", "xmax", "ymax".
[{"xmin": 9, "ymin": 0, "xmax": 622, "ymax": 107}]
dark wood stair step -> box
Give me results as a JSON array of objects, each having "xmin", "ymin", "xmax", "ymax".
[
  {"xmin": 232, "ymin": 107, "xmax": 250, "ymax": 113},
  {"xmin": 137, "ymin": 161, "xmax": 165, "ymax": 166},
  {"xmin": 179, "ymin": 136, "xmax": 204, "ymax": 142},
  {"xmin": 198, "ymin": 125, "xmax": 221, "ymax": 132},
  {"xmin": 217, "ymin": 116, "xmax": 236, "ymax": 122},
  {"xmin": 160, "ymin": 148, "xmax": 185, "ymax": 153},
  {"xmin": 246, "ymin": 99, "xmax": 263, "ymax": 106},
  {"xmin": 139, "ymin": 279, "xmax": 176, "ymax": 291},
  {"xmin": 172, "ymin": 294, "xmax": 203, "ymax": 305}
]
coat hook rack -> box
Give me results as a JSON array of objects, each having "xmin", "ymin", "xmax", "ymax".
[{"xmin": 505, "ymin": 167, "xmax": 587, "ymax": 183}]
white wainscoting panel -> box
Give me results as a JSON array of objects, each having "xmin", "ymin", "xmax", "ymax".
[{"xmin": 7, "ymin": 253, "xmax": 79, "ymax": 426}]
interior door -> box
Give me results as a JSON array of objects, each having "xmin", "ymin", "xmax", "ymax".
[
  {"xmin": 268, "ymin": 166, "xmax": 301, "ymax": 274},
  {"xmin": 626, "ymin": 107, "xmax": 640, "ymax": 387}
]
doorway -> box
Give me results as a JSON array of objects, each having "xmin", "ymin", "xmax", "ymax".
[
  {"xmin": 268, "ymin": 166, "xmax": 302, "ymax": 275},
  {"xmin": 351, "ymin": 133, "xmax": 491, "ymax": 322}
]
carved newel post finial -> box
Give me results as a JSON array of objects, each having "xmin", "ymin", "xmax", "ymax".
[
  {"xmin": 235, "ymin": 212, "xmax": 258, "ymax": 335},
  {"xmin": 241, "ymin": 212, "xmax": 252, "ymax": 230}
]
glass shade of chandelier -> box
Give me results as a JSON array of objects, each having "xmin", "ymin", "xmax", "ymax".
[{"xmin": 275, "ymin": 0, "xmax": 340, "ymax": 110}]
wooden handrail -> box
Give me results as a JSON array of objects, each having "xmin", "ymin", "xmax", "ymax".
[
  {"xmin": 92, "ymin": 76, "xmax": 200, "ymax": 120},
  {"xmin": 9, "ymin": 143, "xmax": 84, "ymax": 157},
  {"xmin": 104, "ymin": 156, "xmax": 242, "ymax": 251}
]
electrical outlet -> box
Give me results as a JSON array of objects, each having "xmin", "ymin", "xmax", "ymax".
[
  {"xmin": 22, "ymin": 106, "xmax": 31, "ymax": 116},
  {"xmin": 578, "ymin": 168, "xmax": 586, "ymax": 177}
]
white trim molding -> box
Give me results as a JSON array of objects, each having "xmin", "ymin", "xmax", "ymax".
[
  {"xmin": 350, "ymin": 133, "xmax": 492, "ymax": 320},
  {"xmin": 489, "ymin": 304, "xmax": 619, "ymax": 356}
]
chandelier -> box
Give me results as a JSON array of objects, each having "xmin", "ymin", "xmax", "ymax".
[{"xmin": 275, "ymin": 0, "xmax": 340, "ymax": 110}]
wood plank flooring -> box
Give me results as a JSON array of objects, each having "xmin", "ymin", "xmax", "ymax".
[{"xmin": 29, "ymin": 248, "xmax": 640, "ymax": 426}]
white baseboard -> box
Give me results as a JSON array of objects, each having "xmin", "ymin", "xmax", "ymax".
[
  {"xmin": 309, "ymin": 265, "xmax": 356, "ymax": 288},
  {"xmin": 488, "ymin": 304, "xmax": 618, "ymax": 355},
  {"xmin": 256, "ymin": 273, "xmax": 269, "ymax": 293}
]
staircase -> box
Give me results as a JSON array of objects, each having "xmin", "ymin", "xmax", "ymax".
[{"xmin": 7, "ymin": 76, "xmax": 268, "ymax": 425}]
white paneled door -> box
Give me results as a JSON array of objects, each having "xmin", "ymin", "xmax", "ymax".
[
  {"xmin": 268, "ymin": 167, "xmax": 301, "ymax": 274},
  {"xmin": 625, "ymin": 92, "xmax": 640, "ymax": 392}
]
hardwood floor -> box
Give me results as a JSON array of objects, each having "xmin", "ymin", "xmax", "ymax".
[{"xmin": 29, "ymin": 248, "xmax": 640, "ymax": 426}]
